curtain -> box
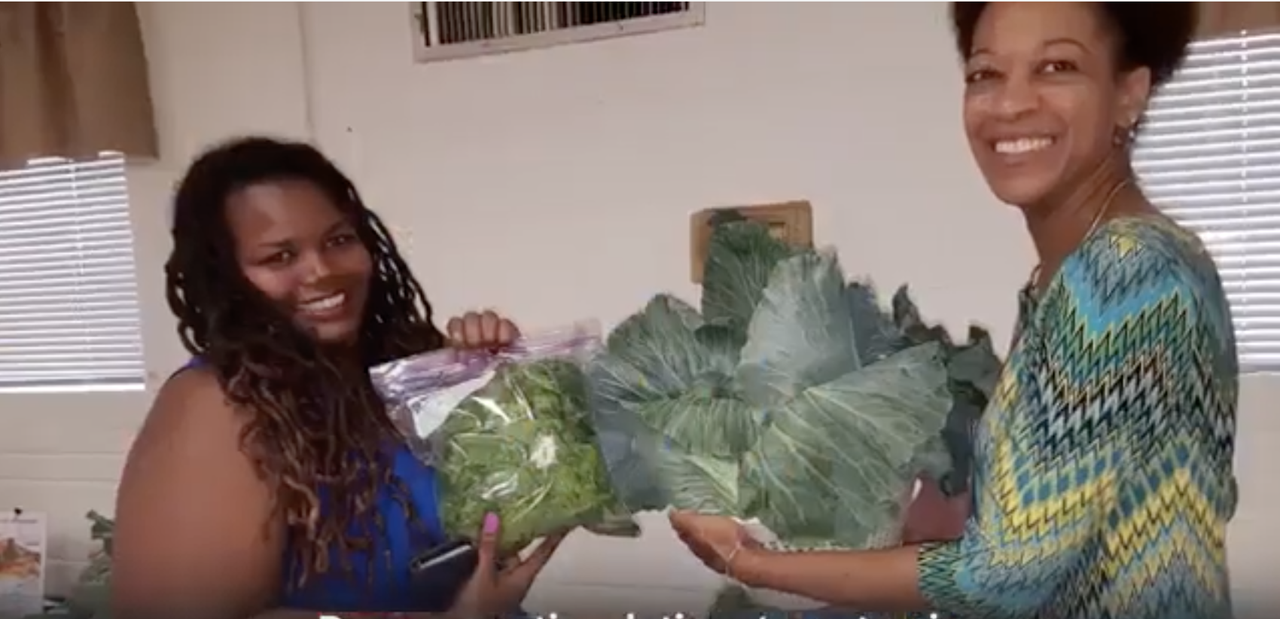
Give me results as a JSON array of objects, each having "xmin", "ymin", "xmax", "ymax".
[
  {"xmin": 1199, "ymin": 2, "xmax": 1280, "ymax": 38},
  {"xmin": 0, "ymin": 2, "xmax": 157, "ymax": 167}
]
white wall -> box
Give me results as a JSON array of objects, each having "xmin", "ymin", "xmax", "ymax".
[{"xmin": 0, "ymin": 3, "xmax": 1274, "ymax": 615}]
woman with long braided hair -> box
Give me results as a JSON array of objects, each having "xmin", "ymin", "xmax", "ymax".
[{"xmin": 111, "ymin": 136, "xmax": 560, "ymax": 619}]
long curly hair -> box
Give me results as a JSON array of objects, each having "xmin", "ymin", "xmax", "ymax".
[{"xmin": 164, "ymin": 136, "xmax": 447, "ymax": 587}]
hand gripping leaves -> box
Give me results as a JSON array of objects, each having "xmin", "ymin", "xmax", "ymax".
[
  {"xmin": 589, "ymin": 214, "xmax": 1002, "ymax": 553},
  {"xmin": 371, "ymin": 323, "xmax": 636, "ymax": 555}
]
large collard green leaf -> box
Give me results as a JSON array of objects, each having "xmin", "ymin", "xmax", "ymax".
[
  {"xmin": 892, "ymin": 285, "xmax": 953, "ymax": 346},
  {"xmin": 886, "ymin": 287, "xmax": 1004, "ymax": 496},
  {"xmin": 694, "ymin": 322, "xmax": 746, "ymax": 378},
  {"xmin": 736, "ymin": 252, "xmax": 860, "ymax": 409},
  {"xmin": 701, "ymin": 219, "xmax": 797, "ymax": 336},
  {"xmin": 589, "ymin": 406, "xmax": 671, "ymax": 511},
  {"xmin": 591, "ymin": 405, "xmax": 741, "ymax": 513},
  {"xmin": 934, "ymin": 326, "xmax": 1002, "ymax": 495},
  {"xmin": 950, "ymin": 325, "xmax": 1001, "ymax": 399},
  {"xmin": 654, "ymin": 445, "xmax": 739, "ymax": 514},
  {"xmin": 590, "ymin": 295, "xmax": 748, "ymax": 440},
  {"xmin": 846, "ymin": 281, "xmax": 908, "ymax": 364},
  {"xmin": 933, "ymin": 398, "xmax": 981, "ymax": 496},
  {"xmin": 635, "ymin": 392, "xmax": 759, "ymax": 459},
  {"xmin": 737, "ymin": 343, "xmax": 952, "ymax": 547},
  {"xmin": 587, "ymin": 294, "xmax": 759, "ymax": 511},
  {"xmin": 591, "ymin": 295, "xmax": 711, "ymax": 404}
]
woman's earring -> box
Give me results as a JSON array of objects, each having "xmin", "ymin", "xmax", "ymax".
[
  {"xmin": 1114, "ymin": 118, "xmax": 1138, "ymax": 147},
  {"xmin": 1113, "ymin": 125, "xmax": 1132, "ymax": 147}
]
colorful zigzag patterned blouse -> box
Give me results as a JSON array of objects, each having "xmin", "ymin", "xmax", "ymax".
[{"xmin": 917, "ymin": 214, "xmax": 1240, "ymax": 619}]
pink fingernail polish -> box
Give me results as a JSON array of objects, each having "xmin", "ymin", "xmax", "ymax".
[{"xmin": 483, "ymin": 512, "xmax": 500, "ymax": 533}]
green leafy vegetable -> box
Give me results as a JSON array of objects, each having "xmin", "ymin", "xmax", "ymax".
[
  {"xmin": 837, "ymin": 279, "xmax": 1002, "ymax": 496},
  {"xmin": 589, "ymin": 295, "xmax": 760, "ymax": 512},
  {"xmin": 887, "ymin": 288, "xmax": 1002, "ymax": 496},
  {"xmin": 702, "ymin": 213, "xmax": 799, "ymax": 334},
  {"xmin": 739, "ymin": 343, "xmax": 951, "ymax": 546},
  {"xmin": 590, "ymin": 216, "xmax": 1004, "ymax": 550},
  {"xmin": 656, "ymin": 446, "xmax": 740, "ymax": 514},
  {"xmin": 429, "ymin": 358, "xmax": 625, "ymax": 553},
  {"xmin": 736, "ymin": 251, "xmax": 861, "ymax": 408},
  {"xmin": 845, "ymin": 281, "xmax": 904, "ymax": 364},
  {"xmin": 27, "ymin": 512, "xmax": 115, "ymax": 619}
]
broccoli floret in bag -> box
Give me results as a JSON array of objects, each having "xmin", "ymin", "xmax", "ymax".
[{"xmin": 434, "ymin": 359, "xmax": 619, "ymax": 552}]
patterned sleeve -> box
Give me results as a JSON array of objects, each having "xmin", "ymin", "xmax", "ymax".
[{"xmin": 915, "ymin": 227, "xmax": 1238, "ymax": 619}]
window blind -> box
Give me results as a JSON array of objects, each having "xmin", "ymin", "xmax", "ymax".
[
  {"xmin": 1134, "ymin": 30, "xmax": 1280, "ymax": 373},
  {"xmin": 0, "ymin": 153, "xmax": 146, "ymax": 391}
]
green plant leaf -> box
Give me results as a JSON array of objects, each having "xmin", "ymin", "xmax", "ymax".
[
  {"xmin": 635, "ymin": 393, "xmax": 759, "ymax": 459},
  {"xmin": 930, "ymin": 326, "xmax": 1003, "ymax": 495},
  {"xmin": 846, "ymin": 281, "xmax": 907, "ymax": 364},
  {"xmin": 589, "ymin": 407, "xmax": 671, "ymax": 511},
  {"xmin": 950, "ymin": 325, "xmax": 1001, "ymax": 399},
  {"xmin": 586, "ymin": 218, "xmax": 1004, "ymax": 547},
  {"xmin": 591, "ymin": 408, "xmax": 739, "ymax": 515},
  {"xmin": 593, "ymin": 295, "xmax": 708, "ymax": 403},
  {"xmin": 86, "ymin": 510, "xmax": 114, "ymax": 557},
  {"xmin": 738, "ymin": 343, "xmax": 952, "ymax": 547},
  {"xmin": 736, "ymin": 252, "xmax": 860, "ymax": 409},
  {"xmin": 657, "ymin": 446, "xmax": 739, "ymax": 514},
  {"xmin": 701, "ymin": 220, "xmax": 796, "ymax": 335},
  {"xmin": 588, "ymin": 295, "xmax": 759, "ymax": 512},
  {"xmin": 694, "ymin": 322, "xmax": 745, "ymax": 375},
  {"xmin": 883, "ymin": 287, "xmax": 1005, "ymax": 497},
  {"xmin": 421, "ymin": 359, "xmax": 622, "ymax": 554},
  {"xmin": 892, "ymin": 285, "xmax": 952, "ymax": 346}
]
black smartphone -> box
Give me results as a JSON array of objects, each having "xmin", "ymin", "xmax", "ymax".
[{"xmin": 408, "ymin": 539, "xmax": 479, "ymax": 611}]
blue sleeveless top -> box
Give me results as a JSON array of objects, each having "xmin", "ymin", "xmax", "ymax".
[
  {"xmin": 279, "ymin": 445, "xmax": 448, "ymax": 612},
  {"xmin": 176, "ymin": 360, "xmax": 451, "ymax": 612}
]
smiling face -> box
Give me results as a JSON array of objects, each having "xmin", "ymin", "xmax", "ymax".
[
  {"xmin": 962, "ymin": 2, "xmax": 1150, "ymax": 209},
  {"xmin": 225, "ymin": 179, "xmax": 373, "ymax": 344}
]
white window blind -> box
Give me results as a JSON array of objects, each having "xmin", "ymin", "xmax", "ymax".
[
  {"xmin": 1134, "ymin": 30, "xmax": 1280, "ymax": 373},
  {"xmin": 0, "ymin": 153, "xmax": 146, "ymax": 392}
]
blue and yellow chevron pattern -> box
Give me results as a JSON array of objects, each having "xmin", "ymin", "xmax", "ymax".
[{"xmin": 917, "ymin": 214, "xmax": 1239, "ymax": 619}]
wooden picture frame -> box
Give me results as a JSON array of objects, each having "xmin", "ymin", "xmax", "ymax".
[{"xmin": 689, "ymin": 200, "xmax": 814, "ymax": 283}]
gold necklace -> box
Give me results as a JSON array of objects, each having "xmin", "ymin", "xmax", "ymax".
[{"xmin": 1028, "ymin": 177, "xmax": 1131, "ymax": 289}]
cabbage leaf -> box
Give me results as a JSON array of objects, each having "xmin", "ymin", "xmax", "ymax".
[
  {"xmin": 587, "ymin": 295, "xmax": 757, "ymax": 511},
  {"xmin": 739, "ymin": 343, "xmax": 950, "ymax": 546},
  {"xmin": 702, "ymin": 214, "xmax": 798, "ymax": 335},
  {"xmin": 736, "ymin": 251, "xmax": 861, "ymax": 408},
  {"xmin": 589, "ymin": 216, "xmax": 1003, "ymax": 549}
]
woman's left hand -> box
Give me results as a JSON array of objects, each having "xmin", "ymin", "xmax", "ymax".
[
  {"xmin": 669, "ymin": 510, "xmax": 764, "ymax": 582},
  {"xmin": 445, "ymin": 310, "xmax": 520, "ymax": 350},
  {"xmin": 902, "ymin": 478, "xmax": 969, "ymax": 544}
]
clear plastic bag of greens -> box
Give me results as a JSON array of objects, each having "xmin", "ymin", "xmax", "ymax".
[{"xmin": 370, "ymin": 321, "xmax": 637, "ymax": 554}]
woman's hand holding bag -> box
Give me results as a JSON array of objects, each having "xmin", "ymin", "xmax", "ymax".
[{"xmin": 447, "ymin": 512, "xmax": 564, "ymax": 619}]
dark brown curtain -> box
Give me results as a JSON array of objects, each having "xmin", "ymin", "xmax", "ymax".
[
  {"xmin": 1199, "ymin": 2, "xmax": 1280, "ymax": 38},
  {"xmin": 0, "ymin": 2, "xmax": 157, "ymax": 167}
]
